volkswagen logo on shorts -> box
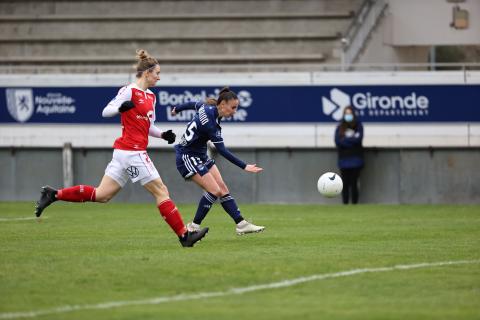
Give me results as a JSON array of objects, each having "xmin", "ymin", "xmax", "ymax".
[{"xmin": 127, "ymin": 166, "xmax": 139, "ymax": 178}]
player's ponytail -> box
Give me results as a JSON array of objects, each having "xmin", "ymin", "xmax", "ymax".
[
  {"xmin": 134, "ymin": 49, "xmax": 159, "ymax": 78},
  {"xmin": 205, "ymin": 98, "xmax": 217, "ymax": 105},
  {"xmin": 216, "ymin": 87, "xmax": 237, "ymax": 105}
]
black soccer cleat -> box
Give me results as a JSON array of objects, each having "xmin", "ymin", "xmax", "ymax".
[
  {"xmin": 35, "ymin": 185, "xmax": 58, "ymax": 217},
  {"xmin": 179, "ymin": 227, "xmax": 209, "ymax": 247}
]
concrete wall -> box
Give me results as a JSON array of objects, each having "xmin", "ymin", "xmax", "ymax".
[
  {"xmin": 355, "ymin": 0, "xmax": 480, "ymax": 65},
  {"xmin": 385, "ymin": 0, "xmax": 480, "ymax": 46},
  {"xmin": 356, "ymin": 11, "xmax": 430, "ymax": 65},
  {"xmin": 1, "ymin": 147, "xmax": 479, "ymax": 204}
]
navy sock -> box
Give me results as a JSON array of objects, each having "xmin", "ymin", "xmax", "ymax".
[
  {"xmin": 220, "ymin": 194, "xmax": 244, "ymax": 224},
  {"xmin": 193, "ymin": 192, "xmax": 217, "ymax": 225}
]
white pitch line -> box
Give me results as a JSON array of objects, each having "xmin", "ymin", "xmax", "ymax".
[
  {"xmin": 0, "ymin": 217, "xmax": 45, "ymax": 222},
  {"xmin": 0, "ymin": 259, "xmax": 478, "ymax": 319}
]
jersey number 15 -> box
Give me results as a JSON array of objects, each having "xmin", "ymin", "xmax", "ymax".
[{"xmin": 184, "ymin": 121, "xmax": 197, "ymax": 142}]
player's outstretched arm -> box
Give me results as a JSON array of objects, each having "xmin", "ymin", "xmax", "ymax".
[
  {"xmin": 171, "ymin": 101, "xmax": 201, "ymax": 115},
  {"xmin": 212, "ymin": 141, "xmax": 248, "ymax": 169},
  {"xmin": 244, "ymin": 164, "xmax": 263, "ymax": 173}
]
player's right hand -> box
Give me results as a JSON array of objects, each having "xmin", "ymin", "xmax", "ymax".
[
  {"xmin": 119, "ymin": 101, "xmax": 135, "ymax": 113},
  {"xmin": 245, "ymin": 164, "xmax": 263, "ymax": 173}
]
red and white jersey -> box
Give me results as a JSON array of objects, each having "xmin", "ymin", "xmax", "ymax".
[{"xmin": 104, "ymin": 83, "xmax": 156, "ymax": 151}]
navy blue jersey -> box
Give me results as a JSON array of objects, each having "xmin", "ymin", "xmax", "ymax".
[{"xmin": 175, "ymin": 101, "xmax": 246, "ymax": 169}]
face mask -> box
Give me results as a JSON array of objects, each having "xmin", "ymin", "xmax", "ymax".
[{"xmin": 344, "ymin": 114, "xmax": 354, "ymax": 122}]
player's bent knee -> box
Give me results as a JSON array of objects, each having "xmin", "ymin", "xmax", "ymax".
[
  {"xmin": 210, "ymin": 189, "xmax": 223, "ymax": 198},
  {"xmin": 219, "ymin": 185, "xmax": 229, "ymax": 195}
]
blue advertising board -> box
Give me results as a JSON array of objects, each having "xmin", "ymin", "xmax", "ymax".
[{"xmin": 1, "ymin": 85, "xmax": 479, "ymax": 123}]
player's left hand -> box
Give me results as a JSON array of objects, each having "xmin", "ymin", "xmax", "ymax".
[
  {"xmin": 119, "ymin": 101, "xmax": 135, "ymax": 113},
  {"xmin": 171, "ymin": 107, "xmax": 178, "ymax": 116},
  {"xmin": 161, "ymin": 129, "xmax": 176, "ymax": 144},
  {"xmin": 245, "ymin": 164, "xmax": 263, "ymax": 173}
]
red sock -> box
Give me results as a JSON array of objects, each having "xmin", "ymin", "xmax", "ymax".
[
  {"xmin": 57, "ymin": 185, "xmax": 96, "ymax": 202},
  {"xmin": 158, "ymin": 199, "xmax": 187, "ymax": 237}
]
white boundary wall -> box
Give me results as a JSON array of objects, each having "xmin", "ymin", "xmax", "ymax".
[{"xmin": 1, "ymin": 71, "xmax": 479, "ymax": 148}]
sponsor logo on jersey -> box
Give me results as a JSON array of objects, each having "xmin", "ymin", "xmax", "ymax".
[
  {"xmin": 5, "ymin": 88, "xmax": 76, "ymax": 122},
  {"xmin": 321, "ymin": 88, "xmax": 429, "ymax": 120},
  {"xmin": 135, "ymin": 110, "xmax": 153, "ymax": 121}
]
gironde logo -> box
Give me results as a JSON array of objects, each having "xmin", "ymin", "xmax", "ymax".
[
  {"xmin": 322, "ymin": 88, "xmax": 430, "ymax": 120},
  {"xmin": 6, "ymin": 88, "xmax": 34, "ymax": 122},
  {"xmin": 321, "ymin": 88, "xmax": 351, "ymax": 121}
]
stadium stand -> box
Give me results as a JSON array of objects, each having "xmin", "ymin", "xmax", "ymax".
[{"xmin": 0, "ymin": 0, "xmax": 363, "ymax": 73}]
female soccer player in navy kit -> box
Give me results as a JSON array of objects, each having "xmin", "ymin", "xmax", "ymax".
[
  {"xmin": 172, "ymin": 87, "xmax": 265, "ymax": 235},
  {"xmin": 34, "ymin": 49, "xmax": 208, "ymax": 247}
]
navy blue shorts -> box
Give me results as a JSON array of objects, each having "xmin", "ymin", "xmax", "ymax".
[{"xmin": 176, "ymin": 152, "xmax": 215, "ymax": 179}]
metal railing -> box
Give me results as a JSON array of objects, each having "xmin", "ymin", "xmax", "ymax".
[
  {"xmin": 1, "ymin": 62, "xmax": 480, "ymax": 75},
  {"xmin": 313, "ymin": 62, "xmax": 480, "ymax": 72},
  {"xmin": 341, "ymin": 0, "xmax": 388, "ymax": 69}
]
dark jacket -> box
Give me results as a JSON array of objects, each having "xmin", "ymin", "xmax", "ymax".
[{"xmin": 334, "ymin": 121, "xmax": 364, "ymax": 169}]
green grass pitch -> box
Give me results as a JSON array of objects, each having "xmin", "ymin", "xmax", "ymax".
[{"xmin": 0, "ymin": 202, "xmax": 479, "ymax": 320}]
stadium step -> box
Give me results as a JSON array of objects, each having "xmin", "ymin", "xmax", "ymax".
[
  {"xmin": 0, "ymin": 0, "xmax": 362, "ymax": 73},
  {"xmin": 0, "ymin": 0, "xmax": 362, "ymax": 16}
]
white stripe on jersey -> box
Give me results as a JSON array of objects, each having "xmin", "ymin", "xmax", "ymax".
[{"xmin": 199, "ymin": 106, "xmax": 209, "ymax": 125}]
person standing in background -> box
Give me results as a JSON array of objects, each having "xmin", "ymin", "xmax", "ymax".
[{"xmin": 334, "ymin": 106, "xmax": 364, "ymax": 204}]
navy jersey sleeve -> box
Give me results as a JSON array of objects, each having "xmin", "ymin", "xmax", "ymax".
[
  {"xmin": 212, "ymin": 141, "xmax": 247, "ymax": 169},
  {"xmin": 203, "ymin": 114, "xmax": 246, "ymax": 169},
  {"xmin": 174, "ymin": 101, "xmax": 203, "ymax": 113}
]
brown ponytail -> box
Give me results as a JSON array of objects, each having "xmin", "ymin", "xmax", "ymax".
[
  {"xmin": 134, "ymin": 49, "xmax": 159, "ymax": 78},
  {"xmin": 205, "ymin": 98, "xmax": 218, "ymax": 105}
]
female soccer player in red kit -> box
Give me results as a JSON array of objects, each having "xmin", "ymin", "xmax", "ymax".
[{"xmin": 34, "ymin": 49, "xmax": 208, "ymax": 247}]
